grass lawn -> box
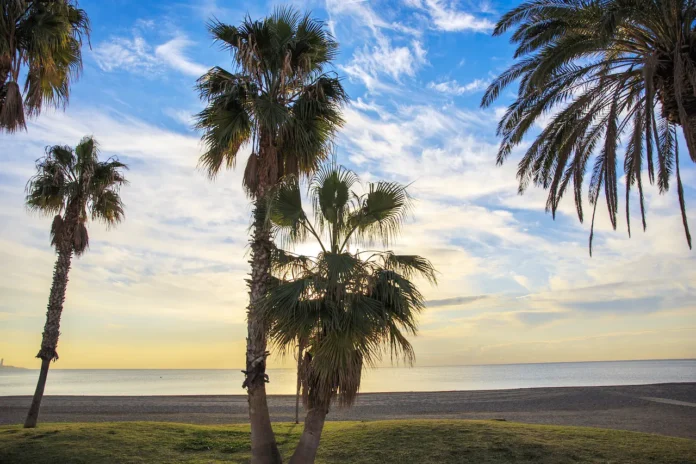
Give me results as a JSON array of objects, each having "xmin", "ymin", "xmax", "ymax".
[{"xmin": 0, "ymin": 420, "xmax": 695, "ymax": 463}]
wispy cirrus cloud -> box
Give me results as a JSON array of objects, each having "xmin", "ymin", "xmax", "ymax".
[
  {"xmin": 427, "ymin": 295, "xmax": 489, "ymax": 308},
  {"xmin": 93, "ymin": 33, "xmax": 208, "ymax": 78},
  {"xmin": 154, "ymin": 36, "xmax": 209, "ymax": 77},
  {"xmin": 325, "ymin": 0, "xmax": 420, "ymax": 36},
  {"xmin": 326, "ymin": 0, "xmax": 428, "ymax": 91},
  {"xmin": 428, "ymin": 78, "xmax": 490, "ymax": 95},
  {"xmin": 406, "ymin": 0, "xmax": 495, "ymax": 32},
  {"xmin": 92, "ymin": 35, "xmax": 158, "ymax": 74},
  {"xmin": 342, "ymin": 38, "xmax": 427, "ymax": 91}
]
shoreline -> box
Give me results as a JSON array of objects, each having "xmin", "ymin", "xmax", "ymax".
[
  {"xmin": 5, "ymin": 358, "xmax": 695, "ymax": 370},
  {"xmin": 1, "ymin": 381, "xmax": 694, "ymax": 398},
  {"xmin": 1, "ymin": 383, "xmax": 694, "ymax": 439}
]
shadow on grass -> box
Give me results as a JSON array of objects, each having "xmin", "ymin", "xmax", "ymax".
[{"xmin": 0, "ymin": 420, "xmax": 694, "ymax": 464}]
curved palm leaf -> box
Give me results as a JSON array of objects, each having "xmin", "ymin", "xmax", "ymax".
[
  {"xmin": 1, "ymin": 0, "xmax": 90, "ymax": 132},
  {"xmin": 350, "ymin": 181, "xmax": 413, "ymax": 247},
  {"xmin": 483, "ymin": 0, "xmax": 696, "ymax": 252},
  {"xmin": 268, "ymin": 176, "xmax": 308, "ymax": 246}
]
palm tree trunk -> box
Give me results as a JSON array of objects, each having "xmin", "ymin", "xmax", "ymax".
[
  {"xmin": 244, "ymin": 200, "xmax": 282, "ymax": 464},
  {"xmin": 24, "ymin": 243, "xmax": 73, "ymax": 428},
  {"xmin": 683, "ymin": 112, "xmax": 696, "ymax": 162},
  {"xmin": 289, "ymin": 405, "xmax": 329, "ymax": 464},
  {"xmin": 23, "ymin": 358, "xmax": 50, "ymax": 428},
  {"xmin": 295, "ymin": 343, "xmax": 302, "ymax": 425}
]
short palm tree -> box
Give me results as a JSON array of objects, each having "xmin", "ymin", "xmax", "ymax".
[
  {"xmin": 23, "ymin": 136, "xmax": 127, "ymax": 428},
  {"xmin": 263, "ymin": 165, "xmax": 436, "ymax": 463},
  {"xmin": 194, "ymin": 7, "xmax": 346, "ymax": 462},
  {"xmin": 1, "ymin": 0, "xmax": 90, "ymax": 132},
  {"xmin": 482, "ymin": 0, "xmax": 696, "ymax": 254}
]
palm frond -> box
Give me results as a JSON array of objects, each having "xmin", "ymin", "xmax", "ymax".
[
  {"xmin": 484, "ymin": 0, "xmax": 696, "ymax": 253},
  {"xmin": 91, "ymin": 190, "xmax": 125, "ymax": 226},
  {"xmin": 264, "ymin": 164, "xmax": 435, "ymax": 409},
  {"xmin": 2, "ymin": 0, "xmax": 90, "ymax": 132},
  {"xmin": 195, "ymin": 69, "xmax": 254, "ymax": 179},
  {"xmin": 73, "ymin": 221, "xmax": 89, "ymax": 256},
  {"xmin": 311, "ymin": 163, "xmax": 357, "ymax": 233},
  {"xmin": 49, "ymin": 215, "xmax": 64, "ymax": 248},
  {"xmin": 381, "ymin": 253, "xmax": 437, "ymax": 284},
  {"xmin": 268, "ymin": 176, "xmax": 308, "ymax": 246},
  {"xmin": 196, "ymin": 7, "xmax": 346, "ymax": 198},
  {"xmin": 351, "ymin": 181, "xmax": 413, "ymax": 247},
  {"xmin": 26, "ymin": 136, "xmax": 127, "ymax": 251},
  {"xmin": 271, "ymin": 248, "xmax": 314, "ymax": 278}
]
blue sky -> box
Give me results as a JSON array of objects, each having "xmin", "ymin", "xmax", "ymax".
[{"xmin": 1, "ymin": 0, "xmax": 695, "ymax": 370}]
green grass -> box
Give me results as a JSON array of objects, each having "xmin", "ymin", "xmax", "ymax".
[{"xmin": 0, "ymin": 420, "xmax": 694, "ymax": 463}]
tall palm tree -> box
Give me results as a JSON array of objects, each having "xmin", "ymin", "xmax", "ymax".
[
  {"xmin": 1, "ymin": 0, "xmax": 90, "ymax": 132},
  {"xmin": 194, "ymin": 7, "xmax": 346, "ymax": 463},
  {"xmin": 263, "ymin": 165, "xmax": 437, "ymax": 463},
  {"xmin": 481, "ymin": 0, "xmax": 696, "ymax": 254},
  {"xmin": 23, "ymin": 136, "xmax": 127, "ymax": 428}
]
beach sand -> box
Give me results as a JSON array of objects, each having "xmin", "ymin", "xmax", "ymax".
[{"xmin": 2, "ymin": 383, "xmax": 694, "ymax": 439}]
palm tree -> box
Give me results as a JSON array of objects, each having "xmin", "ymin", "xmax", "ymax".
[
  {"xmin": 481, "ymin": 0, "xmax": 696, "ymax": 254},
  {"xmin": 263, "ymin": 165, "xmax": 437, "ymax": 463},
  {"xmin": 23, "ymin": 136, "xmax": 127, "ymax": 428},
  {"xmin": 1, "ymin": 0, "xmax": 90, "ymax": 132},
  {"xmin": 194, "ymin": 7, "xmax": 346, "ymax": 462}
]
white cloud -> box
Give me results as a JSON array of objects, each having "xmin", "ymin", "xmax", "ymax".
[
  {"xmin": 93, "ymin": 35, "xmax": 158, "ymax": 74},
  {"xmin": 164, "ymin": 108, "xmax": 195, "ymax": 127},
  {"xmin": 195, "ymin": 0, "xmax": 233, "ymax": 20},
  {"xmin": 428, "ymin": 78, "xmax": 490, "ymax": 95},
  {"xmin": 342, "ymin": 38, "xmax": 428, "ymax": 91},
  {"xmin": 93, "ymin": 33, "xmax": 208, "ymax": 78},
  {"xmin": 325, "ymin": 0, "xmax": 420, "ymax": 37},
  {"xmin": 155, "ymin": 37, "xmax": 209, "ymax": 77},
  {"xmin": 326, "ymin": 0, "xmax": 428, "ymax": 91},
  {"xmin": 408, "ymin": 0, "xmax": 495, "ymax": 32}
]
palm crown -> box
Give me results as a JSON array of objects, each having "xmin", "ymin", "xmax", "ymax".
[
  {"xmin": 482, "ymin": 0, "xmax": 696, "ymax": 253},
  {"xmin": 195, "ymin": 6, "xmax": 347, "ymax": 195},
  {"xmin": 26, "ymin": 136, "xmax": 127, "ymax": 255},
  {"xmin": 263, "ymin": 165, "xmax": 436, "ymax": 407},
  {"xmin": 1, "ymin": 0, "xmax": 90, "ymax": 132}
]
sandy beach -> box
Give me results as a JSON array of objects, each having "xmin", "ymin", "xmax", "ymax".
[{"xmin": 2, "ymin": 383, "xmax": 695, "ymax": 439}]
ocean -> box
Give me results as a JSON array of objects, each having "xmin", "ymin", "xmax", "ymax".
[{"xmin": 1, "ymin": 359, "xmax": 694, "ymax": 396}]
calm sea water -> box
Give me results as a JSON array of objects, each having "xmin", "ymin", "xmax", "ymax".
[{"xmin": 1, "ymin": 359, "xmax": 694, "ymax": 396}]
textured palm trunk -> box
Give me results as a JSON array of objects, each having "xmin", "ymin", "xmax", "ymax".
[
  {"xmin": 245, "ymin": 200, "xmax": 282, "ymax": 464},
  {"xmin": 24, "ymin": 240, "xmax": 74, "ymax": 428},
  {"xmin": 294, "ymin": 343, "xmax": 302, "ymax": 425},
  {"xmin": 289, "ymin": 405, "xmax": 329, "ymax": 464},
  {"xmin": 658, "ymin": 77, "xmax": 696, "ymax": 162},
  {"xmin": 290, "ymin": 357, "xmax": 330, "ymax": 464},
  {"xmin": 683, "ymin": 112, "xmax": 696, "ymax": 162},
  {"xmin": 23, "ymin": 358, "xmax": 51, "ymax": 428}
]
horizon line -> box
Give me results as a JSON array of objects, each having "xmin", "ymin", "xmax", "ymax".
[{"xmin": 6, "ymin": 357, "xmax": 694, "ymax": 370}]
